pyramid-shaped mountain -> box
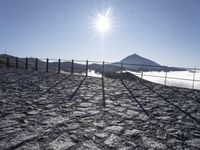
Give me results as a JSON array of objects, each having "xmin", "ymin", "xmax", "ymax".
[
  {"xmin": 116, "ymin": 54, "xmax": 160, "ymax": 71},
  {"xmin": 120, "ymin": 53, "xmax": 160, "ymax": 66},
  {"xmin": 118, "ymin": 54, "xmax": 185, "ymax": 71}
]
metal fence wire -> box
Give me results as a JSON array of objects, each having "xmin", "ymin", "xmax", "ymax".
[{"xmin": 0, "ymin": 56, "xmax": 200, "ymax": 89}]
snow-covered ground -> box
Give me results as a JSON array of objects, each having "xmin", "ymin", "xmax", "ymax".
[{"xmin": 126, "ymin": 70, "xmax": 200, "ymax": 90}]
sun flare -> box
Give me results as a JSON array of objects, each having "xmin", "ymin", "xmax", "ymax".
[
  {"xmin": 93, "ymin": 7, "xmax": 113, "ymax": 35},
  {"xmin": 95, "ymin": 13, "xmax": 111, "ymax": 33}
]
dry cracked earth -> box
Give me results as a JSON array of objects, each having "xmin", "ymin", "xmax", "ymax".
[{"xmin": 0, "ymin": 68, "xmax": 200, "ymax": 150}]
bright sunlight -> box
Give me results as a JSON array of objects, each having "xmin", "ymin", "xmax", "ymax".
[
  {"xmin": 93, "ymin": 7, "xmax": 112, "ymax": 35},
  {"xmin": 95, "ymin": 13, "xmax": 111, "ymax": 33}
]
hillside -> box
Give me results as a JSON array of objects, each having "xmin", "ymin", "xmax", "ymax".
[
  {"xmin": 0, "ymin": 54, "xmax": 122, "ymax": 73},
  {"xmin": 0, "ymin": 54, "xmax": 186, "ymax": 73},
  {"xmin": 0, "ymin": 68, "xmax": 200, "ymax": 149}
]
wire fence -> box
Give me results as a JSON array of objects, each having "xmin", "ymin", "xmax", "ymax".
[{"xmin": 0, "ymin": 56, "xmax": 200, "ymax": 90}]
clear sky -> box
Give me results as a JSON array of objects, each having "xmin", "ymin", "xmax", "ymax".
[{"xmin": 0, "ymin": 0, "xmax": 200, "ymax": 67}]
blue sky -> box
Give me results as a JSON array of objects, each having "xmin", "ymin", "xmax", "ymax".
[{"xmin": 0, "ymin": 0, "xmax": 200, "ymax": 67}]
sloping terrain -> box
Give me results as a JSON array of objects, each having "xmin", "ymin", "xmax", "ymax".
[{"xmin": 0, "ymin": 68, "xmax": 200, "ymax": 150}]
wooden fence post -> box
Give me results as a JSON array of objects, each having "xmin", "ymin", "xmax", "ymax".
[
  {"xmin": 71, "ymin": 59, "xmax": 74, "ymax": 75},
  {"xmin": 7, "ymin": 57, "xmax": 9, "ymax": 68},
  {"xmin": 46, "ymin": 58, "xmax": 49, "ymax": 72},
  {"xmin": 102, "ymin": 61, "xmax": 106, "ymax": 107},
  {"xmin": 192, "ymin": 68, "xmax": 196, "ymax": 89},
  {"xmin": 164, "ymin": 66, "xmax": 168, "ymax": 86},
  {"xmin": 58, "ymin": 59, "xmax": 61, "ymax": 73},
  {"xmin": 141, "ymin": 65, "xmax": 144, "ymax": 79},
  {"xmin": 16, "ymin": 57, "xmax": 18, "ymax": 69},
  {"xmin": 35, "ymin": 58, "xmax": 38, "ymax": 71},
  {"xmin": 25, "ymin": 57, "xmax": 28, "ymax": 70},
  {"xmin": 102, "ymin": 61, "xmax": 105, "ymax": 77},
  {"xmin": 86, "ymin": 60, "xmax": 88, "ymax": 76},
  {"xmin": 120, "ymin": 63, "xmax": 123, "ymax": 80}
]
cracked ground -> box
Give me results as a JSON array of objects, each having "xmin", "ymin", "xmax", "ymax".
[{"xmin": 0, "ymin": 68, "xmax": 200, "ymax": 150}]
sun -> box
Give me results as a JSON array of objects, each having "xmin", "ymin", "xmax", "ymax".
[
  {"xmin": 93, "ymin": 7, "xmax": 112, "ymax": 35},
  {"xmin": 94, "ymin": 13, "xmax": 111, "ymax": 34}
]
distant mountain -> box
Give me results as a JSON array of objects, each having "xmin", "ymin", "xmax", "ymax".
[
  {"xmin": 116, "ymin": 53, "xmax": 185, "ymax": 71},
  {"xmin": 120, "ymin": 53, "xmax": 160, "ymax": 66},
  {"xmin": 111, "ymin": 53, "xmax": 160, "ymax": 71}
]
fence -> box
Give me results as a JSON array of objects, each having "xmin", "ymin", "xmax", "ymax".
[
  {"xmin": 115, "ymin": 62, "xmax": 200, "ymax": 90},
  {"xmin": 0, "ymin": 56, "xmax": 200, "ymax": 90}
]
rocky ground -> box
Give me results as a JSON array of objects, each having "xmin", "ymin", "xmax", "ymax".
[{"xmin": 0, "ymin": 68, "xmax": 200, "ymax": 150}]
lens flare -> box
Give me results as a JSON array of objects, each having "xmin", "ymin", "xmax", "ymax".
[
  {"xmin": 93, "ymin": 7, "xmax": 112, "ymax": 36},
  {"xmin": 95, "ymin": 13, "xmax": 111, "ymax": 33}
]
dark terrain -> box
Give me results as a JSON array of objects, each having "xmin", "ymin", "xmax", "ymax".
[{"xmin": 0, "ymin": 68, "xmax": 200, "ymax": 150}]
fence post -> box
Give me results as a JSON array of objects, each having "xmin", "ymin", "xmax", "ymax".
[
  {"xmin": 58, "ymin": 59, "xmax": 61, "ymax": 73},
  {"xmin": 86, "ymin": 60, "xmax": 88, "ymax": 76},
  {"xmin": 102, "ymin": 61, "xmax": 106, "ymax": 107},
  {"xmin": 192, "ymin": 68, "xmax": 196, "ymax": 89},
  {"xmin": 46, "ymin": 58, "xmax": 49, "ymax": 72},
  {"xmin": 141, "ymin": 65, "xmax": 144, "ymax": 79},
  {"xmin": 7, "ymin": 57, "xmax": 9, "ymax": 68},
  {"xmin": 16, "ymin": 57, "xmax": 18, "ymax": 69},
  {"xmin": 120, "ymin": 63, "xmax": 123, "ymax": 80},
  {"xmin": 102, "ymin": 61, "xmax": 105, "ymax": 78},
  {"xmin": 35, "ymin": 58, "xmax": 38, "ymax": 71},
  {"xmin": 164, "ymin": 66, "xmax": 168, "ymax": 86},
  {"xmin": 25, "ymin": 57, "xmax": 28, "ymax": 70},
  {"xmin": 71, "ymin": 59, "xmax": 74, "ymax": 75}
]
